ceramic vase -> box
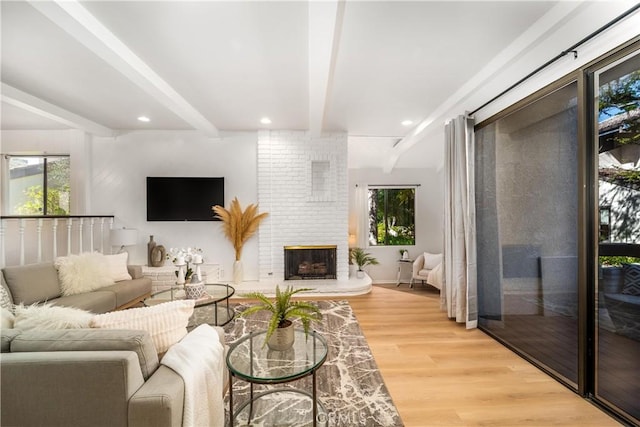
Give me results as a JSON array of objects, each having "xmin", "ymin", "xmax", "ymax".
[
  {"xmin": 267, "ymin": 322, "xmax": 295, "ymax": 351},
  {"xmin": 147, "ymin": 236, "xmax": 156, "ymax": 266},
  {"xmin": 233, "ymin": 260, "xmax": 243, "ymax": 284}
]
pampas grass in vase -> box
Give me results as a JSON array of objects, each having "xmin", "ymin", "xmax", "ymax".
[{"xmin": 212, "ymin": 197, "xmax": 268, "ymax": 284}]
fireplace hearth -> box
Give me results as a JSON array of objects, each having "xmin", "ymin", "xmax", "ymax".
[{"xmin": 284, "ymin": 245, "xmax": 337, "ymax": 280}]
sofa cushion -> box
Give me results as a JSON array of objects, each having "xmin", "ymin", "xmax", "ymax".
[
  {"xmin": 127, "ymin": 264, "xmax": 144, "ymax": 279},
  {"xmin": 2, "ymin": 263, "xmax": 61, "ymax": 305},
  {"xmin": 621, "ymin": 263, "xmax": 640, "ymax": 296},
  {"xmin": 1, "ymin": 329, "xmax": 21, "ymax": 353},
  {"xmin": 13, "ymin": 303, "xmax": 94, "ymax": 331},
  {"xmin": 55, "ymin": 252, "xmax": 115, "ymax": 296},
  {"xmin": 418, "ymin": 269, "xmax": 431, "ymax": 277},
  {"xmin": 49, "ymin": 290, "xmax": 116, "ymax": 314},
  {"xmin": 91, "ymin": 300, "xmax": 195, "ymax": 354},
  {"xmin": 9, "ymin": 328, "xmax": 160, "ymax": 380},
  {"xmin": 100, "ymin": 277, "xmax": 151, "ymax": 308},
  {"xmin": 105, "ymin": 252, "xmax": 132, "ymax": 282}
]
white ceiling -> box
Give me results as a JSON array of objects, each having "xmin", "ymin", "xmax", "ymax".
[{"xmin": 2, "ymin": 1, "xmax": 637, "ymax": 169}]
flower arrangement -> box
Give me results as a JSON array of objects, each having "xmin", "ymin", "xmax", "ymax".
[
  {"xmin": 212, "ymin": 197, "xmax": 268, "ymax": 261},
  {"xmin": 166, "ymin": 247, "xmax": 203, "ymax": 283}
]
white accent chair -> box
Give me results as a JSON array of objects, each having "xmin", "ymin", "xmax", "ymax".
[{"xmin": 410, "ymin": 252, "xmax": 443, "ymax": 290}]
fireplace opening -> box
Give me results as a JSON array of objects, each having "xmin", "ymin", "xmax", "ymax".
[{"xmin": 284, "ymin": 245, "xmax": 337, "ymax": 280}]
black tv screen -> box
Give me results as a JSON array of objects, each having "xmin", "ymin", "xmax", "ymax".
[{"xmin": 146, "ymin": 177, "xmax": 224, "ymax": 221}]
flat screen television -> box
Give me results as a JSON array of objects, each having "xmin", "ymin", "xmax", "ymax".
[{"xmin": 146, "ymin": 177, "xmax": 224, "ymax": 221}]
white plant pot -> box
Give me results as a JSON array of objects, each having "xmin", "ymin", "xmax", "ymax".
[
  {"xmin": 357, "ymin": 270, "xmax": 365, "ymax": 279},
  {"xmin": 267, "ymin": 322, "xmax": 295, "ymax": 351},
  {"xmin": 184, "ymin": 282, "xmax": 205, "ymax": 299}
]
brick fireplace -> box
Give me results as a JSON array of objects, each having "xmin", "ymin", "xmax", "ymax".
[
  {"xmin": 284, "ymin": 245, "xmax": 337, "ymax": 280},
  {"xmin": 257, "ymin": 130, "xmax": 349, "ymax": 282}
]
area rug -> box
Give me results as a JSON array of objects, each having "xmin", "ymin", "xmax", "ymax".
[
  {"xmin": 374, "ymin": 282, "xmax": 440, "ymax": 297},
  {"xmin": 221, "ymin": 300, "xmax": 404, "ymax": 427}
]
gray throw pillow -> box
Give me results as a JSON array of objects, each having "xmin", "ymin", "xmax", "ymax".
[
  {"xmin": 621, "ymin": 263, "xmax": 640, "ymax": 296},
  {"xmin": 2, "ymin": 263, "xmax": 61, "ymax": 305}
]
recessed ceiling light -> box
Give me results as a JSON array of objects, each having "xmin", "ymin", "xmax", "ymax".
[
  {"xmin": 137, "ymin": 116, "xmax": 151, "ymax": 122},
  {"xmin": 401, "ymin": 120, "xmax": 413, "ymax": 126},
  {"xmin": 260, "ymin": 117, "xmax": 272, "ymax": 125}
]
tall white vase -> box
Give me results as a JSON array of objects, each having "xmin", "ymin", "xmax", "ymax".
[
  {"xmin": 233, "ymin": 260, "xmax": 243, "ymax": 284},
  {"xmin": 176, "ymin": 264, "xmax": 186, "ymax": 284}
]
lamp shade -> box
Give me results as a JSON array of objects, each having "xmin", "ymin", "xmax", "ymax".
[{"xmin": 110, "ymin": 228, "xmax": 138, "ymax": 248}]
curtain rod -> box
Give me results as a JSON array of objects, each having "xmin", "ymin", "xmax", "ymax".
[{"xmin": 469, "ymin": 3, "xmax": 640, "ymax": 117}]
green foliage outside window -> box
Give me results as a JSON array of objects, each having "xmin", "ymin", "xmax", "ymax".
[
  {"xmin": 12, "ymin": 156, "xmax": 70, "ymax": 215},
  {"xmin": 368, "ymin": 188, "xmax": 415, "ymax": 246},
  {"xmin": 599, "ymin": 256, "xmax": 640, "ymax": 267},
  {"xmin": 15, "ymin": 186, "xmax": 69, "ymax": 215}
]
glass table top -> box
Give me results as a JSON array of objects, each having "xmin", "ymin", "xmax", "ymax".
[
  {"xmin": 227, "ymin": 329, "xmax": 328, "ymax": 383},
  {"xmin": 146, "ymin": 283, "xmax": 235, "ymax": 307}
]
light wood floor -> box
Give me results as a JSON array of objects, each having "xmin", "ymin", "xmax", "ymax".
[{"xmin": 341, "ymin": 285, "xmax": 621, "ymax": 427}]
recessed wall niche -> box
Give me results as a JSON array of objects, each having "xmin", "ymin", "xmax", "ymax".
[{"xmin": 308, "ymin": 155, "xmax": 336, "ymax": 202}]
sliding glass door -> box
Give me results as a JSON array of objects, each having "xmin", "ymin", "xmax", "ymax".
[
  {"xmin": 594, "ymin": 49, "xmax": 640, "ymax": 423},
  {"xmin": 475, "ymin": 80, "xmax": 580, "ymax": 387},
  {"xmin": 475, "ymin": 40, "xmax": 640, "ymax": 425}
]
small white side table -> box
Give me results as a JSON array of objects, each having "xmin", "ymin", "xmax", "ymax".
[{"xmin": 396, "ymin": 259, "xmax": 414, "ymax": 287}]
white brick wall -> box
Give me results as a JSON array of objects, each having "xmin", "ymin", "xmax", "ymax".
[
  {"xmin": 142, "ymin": 264, "xmax": 222, "ymax": 293},
  {"xmin": 257, "ymin": 130, "xmax": 349, "ymax": 281}
]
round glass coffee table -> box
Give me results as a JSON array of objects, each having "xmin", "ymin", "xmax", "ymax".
[
  {"xmin": 145, "ymin": 283, "xmax": 235, "ymax": 327},
  {"xmin": 226, "ymin": 329, "xmax": 328, "ymax": 426}
]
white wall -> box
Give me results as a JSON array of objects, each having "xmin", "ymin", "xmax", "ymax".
[
  {"xmin": 89, "ymin": 131, "xmax": 258, "ymax": 280},
  {"xmin": 2, "ymin": 128, "xmax": 442, "ymax": 281},
  {"xmin": 348, "ymin": 167, "xmax": 443, "ymax": 283}
]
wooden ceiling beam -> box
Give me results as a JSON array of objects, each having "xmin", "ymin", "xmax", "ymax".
[
  {"xmin": 1, "ymin": 83, "xmax": 114, "ymax": 137},
  {"xmin": 28, "ymin": 0, "xmax": 218, "ymax": 137},
  {"xmin": 308, "ymin": 0, "xmax": 345, "ymax": 137}
]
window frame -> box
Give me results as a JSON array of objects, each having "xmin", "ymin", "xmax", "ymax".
[
  {"xmin": 367, "ymin": 185, "xmax": 417, "ymax": 247},
  {"xmin": 4, "ymin": 154, "xmax": 71, "ymax": 216}
]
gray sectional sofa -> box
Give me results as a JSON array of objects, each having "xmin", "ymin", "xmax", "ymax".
[
  {"xmin": 0, "ymin": 262, "xmax": 227, "ymax": 427},
  {"xmin": 1, "ymin": 327, "xmax": 226, "ymax": 427},
  {"xmin": 1, "ymin": 261, "xmax": 152, "ymax": 313}
]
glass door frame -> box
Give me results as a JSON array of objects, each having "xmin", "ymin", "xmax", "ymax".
[{"xmin": 584, "ymin": 38, "xmax": 640, "ymax": 423}]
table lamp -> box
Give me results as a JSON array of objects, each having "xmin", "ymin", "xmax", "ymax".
[{"xmin": 110, "ymin": 228, "xmax": 138, "ymax": 254}]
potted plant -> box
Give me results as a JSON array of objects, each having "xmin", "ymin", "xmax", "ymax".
[
  {"xmin": 350, "ymin": 247, "xmax": 379, "ymax": 278},
  {"xmin": 213, "ymin": 197, "xmax": 268, "ymax": 284},
  {"xmin": 240, "ymin": 285, "xmax": 322, "ymax": 350}
]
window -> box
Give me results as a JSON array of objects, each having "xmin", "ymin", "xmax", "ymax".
[
  {"xmin": 368, "ymin": 187, "xmax": 415, "ymax": 246},
  {"xmin": 6, "ymin": 155, "xmax": 70, "ymax": 215},
  {"xmin": 599, "ymin": 205, "xmax": 611, "ymax": 242}
]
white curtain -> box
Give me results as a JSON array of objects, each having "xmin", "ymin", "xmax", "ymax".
[{"xmin": 443, "ymin": 115, "xmax": 478, "ymax": 329}]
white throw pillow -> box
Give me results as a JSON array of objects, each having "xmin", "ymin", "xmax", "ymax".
[
  {"xmin": 423, "ymin": 252, "xmax": 443, "ymax": 270},
  {"xmin": 55, "ymin": 252, "xmax": 115, "ymax": 296},
  {"xmin": 13, "ymin": 303, "xmax": 94, "ymax": 331},
  {"xmin": 0, "ymin": 281, "xmax": 14, "ymax": 312},
  {"xmin": 1, "ymin": 307, "xmax": 15, "ymax": 329},
  {"xmin": 104, "ymin": 253, "xmax": 133, "ymax": 282},
  {"xmin": 90, "ymin": 300, "xmax": 195, "ymax": 354}
]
